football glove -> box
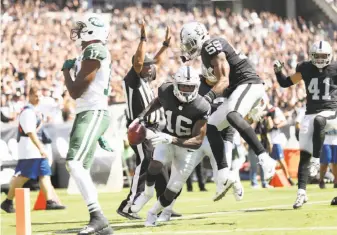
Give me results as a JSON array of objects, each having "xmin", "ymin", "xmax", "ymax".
[
  {"xmin": 62, "ymin": 59, "xmax": 76, "ymax": 71},
  {"xmin": 273, "ymin": 60, "xmax": 284, "ymax": 73},
  {"xmin": 149, "ymin": 132, "xmax": 173, "ymax": 147},
  {"xmin": 98, "ymin": 136, "xmax": 113, "ymax": 152}
]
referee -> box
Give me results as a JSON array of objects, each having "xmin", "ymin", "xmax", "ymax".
[{"xmin": 117, "ymin": 20, "xmax": 180, "ymax": 219}]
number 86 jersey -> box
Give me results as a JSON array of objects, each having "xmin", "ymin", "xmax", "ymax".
[
  {"xmin": 296, "ymin": 61, "xmax": 337, "ymax": 114},
  {"xmin": 200, "ymin": 37, "xmax": 261, "ymax": 91},
  {"xmin": 158, "ymin": 82, "xmax": 211, "ymax": 138}
]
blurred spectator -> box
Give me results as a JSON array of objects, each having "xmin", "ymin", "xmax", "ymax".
[{"xmin": 1, "ymin": 0, "xmax": 337, "ymax": 126}]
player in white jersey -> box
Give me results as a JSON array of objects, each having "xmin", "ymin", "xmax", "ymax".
[{"xmin": 62, "ymin": 14, "xmax": 113, "ymax": 235}]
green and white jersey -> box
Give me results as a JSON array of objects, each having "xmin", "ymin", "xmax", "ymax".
[{"xmin": 74, "ymin": 43, "xmax": 111, "ymax": 114}]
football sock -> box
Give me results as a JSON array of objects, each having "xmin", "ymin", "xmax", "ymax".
[
  {"xmin": 224, "ymin": 141, "xmax": 233, "ymax": 169},
  {"xmin": 207, "ymin": 124, "xmax": 228, "ymax": 170},
  {"xmin": 163, "ymin": 199, "xmax": 176, "ymax": 212},
  {"xmin": 149, "ymin": 200, "xmax": 164, "ymax": 214},
  {"xmin": 67, "ymin": 161, "xmax": 101, "ymax": 214},
  {"xmin": 159, "ymin": 194, "xmax": 172, "ymax": 207},
  {"xmin": 312, "ymin": 115, "xmax": 326, "ymax": 159},
  {"xmin": 227, "ymin": 111, "xmax": 265, "ymax": 156},
  {"xmin": 297, "ymin": 151, "xmax": 311, "ymax": 190}
]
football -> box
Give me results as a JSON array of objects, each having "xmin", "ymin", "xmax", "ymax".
[{"xmin": 127, "ymin": 121, "xmax": 146, "ymax": 145}]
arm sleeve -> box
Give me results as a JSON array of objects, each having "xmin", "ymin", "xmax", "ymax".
[{"xmin": 19, "ymin": 109, "xmax": 36, "ymax": 134}]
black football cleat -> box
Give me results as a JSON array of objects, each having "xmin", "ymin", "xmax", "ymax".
[
  {"xmin": 331, "ymin": 197, "xmax": 337, "ymax": 206},
  {"xmin": 78, "ymin": 213, "xmax": 113, "ymax": 235},
  {"xmin": 319, "ymin": 181, "xmax": 326, "ymax": 189},
  {"xmin": 46, "ymin": 200, "xmax": 66, "ymax": 210},
  {"xmin": 1, "ymin": 200, "xmax": 15, "ymax": 213},
  {"xmin": 116, "ymin": 208, "xmax": 141, "ymax": 220}
]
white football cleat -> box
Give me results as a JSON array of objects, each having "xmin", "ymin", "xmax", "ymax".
[
  {"xmin": 293, "ymin": 189, "xmax": 309, "ymax": 209},
  {"xmin": 213, "ymin": 168, "xmax": 235, "ymax": 202},
  {"xmin": 157, "ymin": 209, "xmax": 172, "ymax": 222},
  {"xmin": 258, "ymin": 153, "xmax": 276, "ymax": 181},
  {"xmin": 144, "ymin": 211, "xmax": 158, "ymax": 227},
  {"xmin": 131, "ymin": 192, "xmax": 153, "ymax": 213},
  {"xmin": 232, "ymin": 180, "xmax": 244, "ymax": 201},
  {"xmin": 309, "ymin": 157, "xmax": 320, "ymax": 177}
]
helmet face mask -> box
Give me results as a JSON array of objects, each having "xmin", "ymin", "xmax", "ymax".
[
  {"xmin": 173, "ymin": 66, "xmax": 200, "ymax": 103},
  {"xmin": 310, "ymin": 41, "xmax": 333, "ymax": 69}
]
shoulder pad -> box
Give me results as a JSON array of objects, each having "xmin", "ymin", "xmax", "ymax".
[
  {"xmin": 295, "ymin": 61, "xmax": 310, "ymax": 73},
  {"xmin": 82, "ymin": 43, "xmax": 107, "ymax": 61}
]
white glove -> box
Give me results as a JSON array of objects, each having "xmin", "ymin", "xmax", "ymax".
[
  {"xmin": 273, "ymin": 60, "xmax": 284, "ymax": 73},
  {"xmin": 150, "ymin": 132, "xmax": 173, "ymax": 147}
]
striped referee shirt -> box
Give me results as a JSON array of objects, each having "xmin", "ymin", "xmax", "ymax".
[{"xmin": 123, "ymin": 67, "xmax": 160, "ymax": 126}]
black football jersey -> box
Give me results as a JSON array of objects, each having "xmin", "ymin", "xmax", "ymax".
[
  {"xmin": 296, "ymin": 61, "xmax": 337, "ymax": 114},
  {"xmin": 198, "ymin": 77, "xmax": 235, "ymax": 141},
  {"xmin": 158, "ymin": 82, "xmax": 211, "ymax": 138},
  {"xmin": 200, "ymin": 37, "xmax": 261, "ymax": 92}
]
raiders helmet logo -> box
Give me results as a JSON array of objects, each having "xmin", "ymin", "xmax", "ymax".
[{"xmin": 88, "ymin": 17, "xmax": 104, "ymax": 27}]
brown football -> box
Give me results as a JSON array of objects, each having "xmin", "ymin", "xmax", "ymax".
[{"xmin": 127, "ymin": 122, "xmax": 146, "ymax": 145}]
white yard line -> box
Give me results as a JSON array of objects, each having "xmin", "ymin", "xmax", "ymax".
[
  {"xmin": 117, "ymin": 227, "xmax": 337, "ymax": 235},
  {"xmin": 111, "ymin": 200, "xmax": 330, "ymax": 228}
]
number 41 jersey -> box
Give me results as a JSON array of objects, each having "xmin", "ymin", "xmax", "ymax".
[
  {"xmin": 200, "ymin": 37, "xmax": 261, "ymax": 91},
  {"xmin": 158, "ymin": 82, "xmax": 211, "ymax": 138},
  {"xmin": 296, "ymin": 61, "xmax": 337, "ymax": 114}
]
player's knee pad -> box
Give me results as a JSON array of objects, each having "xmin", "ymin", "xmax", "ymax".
[
  {"xmin": 227, "ymin": 111, "xmax": 245, "ymax": 128},
  {"xmin": 148, "ymin": 160, "xmax": 163, "ymax": 176},
  {"xmin": 167, "ymin": 180, "xmax": 184, "ymax": 194},
  {"xmin": 314, "ymin": 115, "xmax": 327, "ymax": 130}
]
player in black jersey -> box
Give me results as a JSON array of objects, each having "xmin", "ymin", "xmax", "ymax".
[
  {"xmin": 130, "ymin": 66, "xmax": 210, "ymax": 226},
  {"xmin": 180, "ymin": 22, "xmax": 276, "ymax": 201},
  {"xmin": 274, "ymin": 40, "xmax": 337, "ymax": 209}
]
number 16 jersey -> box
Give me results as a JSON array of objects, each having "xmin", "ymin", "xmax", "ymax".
[
  {"xmin": 158, "ymin": 82, "xmax": 210, "ymax": 138},
  {"xmin": 200, "ymin": 37, "xmax": 261, "ymax": 93},
  {"xmin": 296, "ymin": 61, "xmax": 337, "ymax": 114},
  {"xmin": 74, "ymin": 43, "xmax": 111, "ymax": 114}
]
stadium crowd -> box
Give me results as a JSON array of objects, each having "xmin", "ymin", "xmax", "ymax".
[{"xmin": 1, "ymin": 0, "xmax": 337, "ymax": 125}]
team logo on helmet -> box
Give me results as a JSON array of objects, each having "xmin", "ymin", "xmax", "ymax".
[{"xmin": 88, "ymin": 17, "xmax": 104, "ymax": 27}]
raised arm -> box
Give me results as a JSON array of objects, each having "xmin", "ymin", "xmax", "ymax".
[
  {"xmin": 273, "ymin": 60, "xmax": 303, "ymax": 88},
  {"xmin": 133, "ymin": 20, "xmax": 147, "ymax": 74},
  {"xmin": 153, "ymin": 26, "xmax": 171, "ymax": 66}
]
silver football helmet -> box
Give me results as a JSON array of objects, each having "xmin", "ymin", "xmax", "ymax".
[
  {"xmin": 310, "ymin": 40, "xmax": 333, "ymax": 69},
  {"xmin": 173, "ymin": 66, "xmax": 200, "ymax": 103},
  {"xmin": 180, "ymin": 22, "xmax": 210, "ymax": 60}
]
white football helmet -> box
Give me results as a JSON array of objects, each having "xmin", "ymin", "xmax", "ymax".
[
  {"xmin": 310, "ymin": 40, "xmax": 332, "ymax": 69},
  {"xmin": 180, "ymin": 22, "xmax": 210, "ymax": 60},
  {"xmin": 71, "ymin": 14, "xmax": 109, "ymax": 46},
  {"xmin": 173, "ymin": 66, "xmax": 200, "ymax": 103}
]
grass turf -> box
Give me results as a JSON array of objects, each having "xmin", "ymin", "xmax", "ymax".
[{"xmin": 1, "ymin": 182, "xmax": 336, "ymax": 235}]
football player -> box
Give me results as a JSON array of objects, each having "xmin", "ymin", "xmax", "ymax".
[
  {"xmin": 273, "ymin": 40, "xmax": 337, "ymax": 209},
  {"xmin": 62, "ymin": 15, "xmax": 113, "ymax": 234},
  {"xmin": 130, "ymin": 66, "xmax": 210, "ymax": 226},
  {"xmin": 197, "ymin": 73, "xmax": 244, "ymax": 201},
  {"xmin": 180, "ymin": 22, "xmax": 276, "ymax": 200}
]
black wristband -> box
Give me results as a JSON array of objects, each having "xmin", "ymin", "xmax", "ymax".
[
  {"xmin": 141, "ymin": 36, "xmax": 147, "ymax": 42},
  {"xmin": 204, "ymin": 90, "xmax": 216, "ymax": 103},
  {"xmin": 163, "ymin": 41, "xmax": 169, "ymax": 47}
]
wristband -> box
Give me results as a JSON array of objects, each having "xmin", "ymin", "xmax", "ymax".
[
  {"xmin": 204, "ymin": 90, "xmax": 216, "ymax": 103},
  {"xmin": 141, "ymin": 36, "xmax": 147, "ymax": 42},
  {"xmin": 163, "ymin": 41, "xmax": 169, "ymax": 47}
]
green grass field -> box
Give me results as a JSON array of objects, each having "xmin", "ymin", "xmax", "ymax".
[{"xmin": 1, "ymin": 182, "xmax": 337, "ymax": 235}]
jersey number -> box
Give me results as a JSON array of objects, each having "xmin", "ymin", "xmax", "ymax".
[
  {"xmin": 165, "ymin": 110, "xmax": 192, "ymax": 136},
  {"xmin": 308, "ymin": 77, "xmax": 331, "ymax": 100},
  {"xmin": 205, "ymin": 40, "xmax": 222, "ymax": 55}
]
